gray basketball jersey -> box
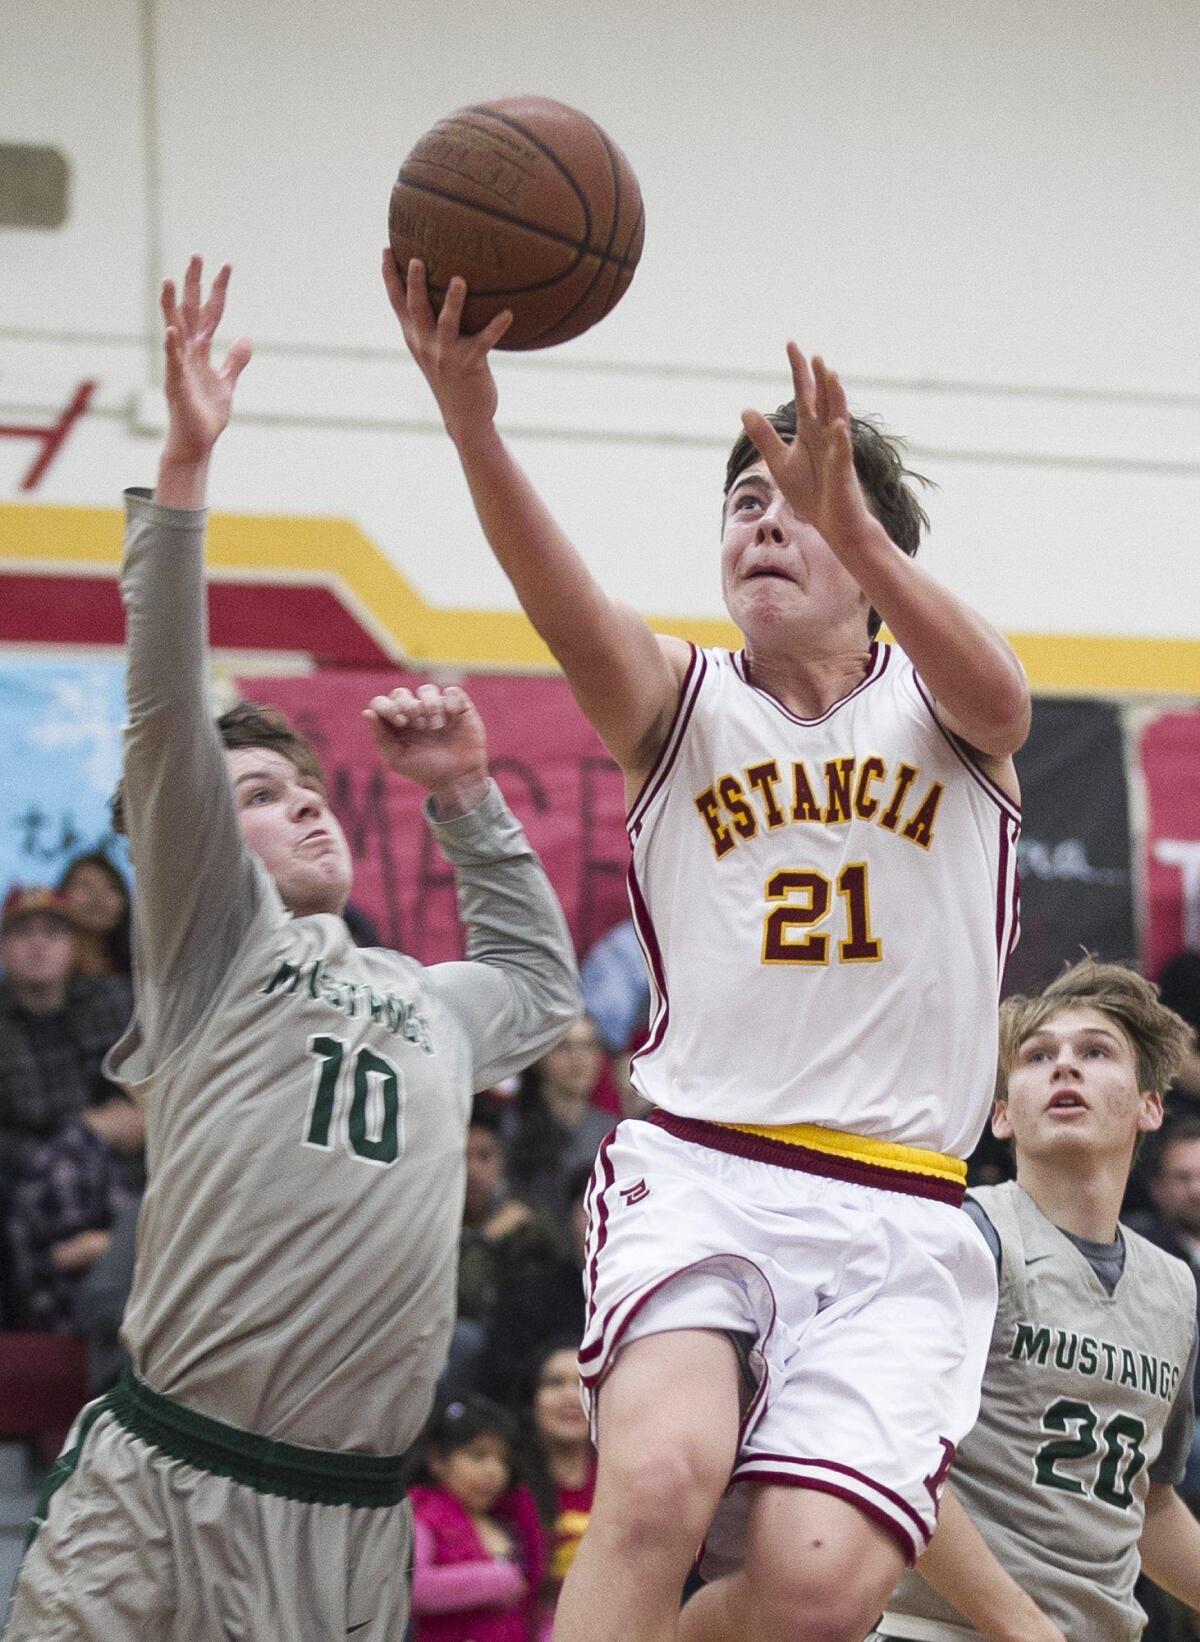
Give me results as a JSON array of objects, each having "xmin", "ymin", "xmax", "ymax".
[
  {"xmin": 105, "ymin": 492, "xmax": 580, "ymax": 1457},
  {"xmin": 884, "ymin": 1180, "xmax": 1197, "ymax": 1642}
]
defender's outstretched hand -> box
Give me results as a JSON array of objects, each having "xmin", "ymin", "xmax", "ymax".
[
  {"xmin": 382, "ymin": 253, "xmax": 512, "ymax": 447},
  {"xmin": 160, "ymin": 257, "xmax": 253, "ymax": 468},
  {"xmin": 742, "ymin": 344, "xmax": 880, "ymax": 563},
  {"xmin": 365, "ymin": 683, "xmax": 491, "ymax": 818}
]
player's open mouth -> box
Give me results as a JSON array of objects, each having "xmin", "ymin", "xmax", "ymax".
[{"xmin": 1046, "ymin": 1094, "xmax": 1088, "ymax": 1112}]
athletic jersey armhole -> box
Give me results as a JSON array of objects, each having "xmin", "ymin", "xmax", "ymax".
[
  {"xmin": 626, "ymin": 643, "xmax": 707, "ymax": 836},
  {"xmin": 964, "ymin": 1193, "xmax": 1003, "ymax": 1279},
  {"xmin": 906, "ymin": 667, "xmax": 1022, "ymax": 822}
]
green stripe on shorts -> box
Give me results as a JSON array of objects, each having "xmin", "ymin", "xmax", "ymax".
[
  {"xmin": 27, "ymin": 1392, "xmax": 116, "ymax": 1546},
  {"xmin": 106, "ymin": 1372, "xmax": 407, "ymax": 1507}
]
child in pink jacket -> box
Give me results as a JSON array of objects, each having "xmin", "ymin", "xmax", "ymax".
[{"xmin": 410, "ymin": 1395, "xmax": 547, "ymax": 1642}]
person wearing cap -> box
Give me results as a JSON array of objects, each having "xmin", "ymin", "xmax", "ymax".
[{"xmin": 0, "ymin": 884, "xmax": 135, "ymax": 1180}]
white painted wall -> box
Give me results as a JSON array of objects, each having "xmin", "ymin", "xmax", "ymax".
[{"xmin": 3, "ymin": 0, "xmax": 1199, "ymax": 644}]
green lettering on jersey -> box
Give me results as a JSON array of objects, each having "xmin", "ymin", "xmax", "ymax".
[{"xmin": 1011, "ymin": 1324, "xmax": 1052, "ymax": 1365}]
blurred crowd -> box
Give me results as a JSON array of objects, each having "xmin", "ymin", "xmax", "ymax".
[{"xmin": 2, "ymin": 855, "xmax": 1200, "ymax": 1639}]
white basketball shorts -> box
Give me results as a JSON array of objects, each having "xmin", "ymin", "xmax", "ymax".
[{"xmin": 579, "ymin": 1114, "xmax": 997, "ymax": 1567}]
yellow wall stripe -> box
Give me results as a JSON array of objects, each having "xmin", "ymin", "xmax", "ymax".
[{"xmin": 1, "ymin": 501, "xmax": 1196, "ymax": 692}]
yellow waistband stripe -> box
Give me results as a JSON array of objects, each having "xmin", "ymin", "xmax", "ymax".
[{"xmin": 716, "ymin": 1121, "xmax": 967, "ymax": 1185}]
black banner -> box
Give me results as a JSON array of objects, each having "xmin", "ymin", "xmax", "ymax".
[{"xmin": 1005, "ymin": 698, "xmax": 1136, "ymax": 998}]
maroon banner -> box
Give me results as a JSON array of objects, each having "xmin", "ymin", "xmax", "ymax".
[
  {"xmin": 1140, "ymin": 709, "xmax": 1200, "ymax": 979},
  {"xmin": 236, "ymin": 669, "xmax": 631, "ymax": 963}
]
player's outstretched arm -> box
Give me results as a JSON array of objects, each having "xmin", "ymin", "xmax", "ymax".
[
  {"xmin": 1139, "ymin": 1483, "xmax": 1200, "ymax": 1613},
  {"xmin": 744, "ymin": 344, "xmax": 1031, "ymax": 765},
  {"xmin": 367, "ymin": 683, "xmax": 580, "ymax": 1088},
  {"xmin": 119, "ymin": 258, "xmax": 260, "ymax": 1038},
  {"xmin": 383, "ymin": 254, "xmax": 687, "ymax": 778},
  {"xmin": 154, "ymin": 258, "xmax": 253, "ymax": 508},
  {"xmin": 905, "ymin": 1487, "xmax": 1068, "ymax": 1642}
]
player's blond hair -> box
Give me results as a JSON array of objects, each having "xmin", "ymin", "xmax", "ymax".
[{"xmin": 998, "ymin": 958, "xmax": 1192, "ymax": 1100}]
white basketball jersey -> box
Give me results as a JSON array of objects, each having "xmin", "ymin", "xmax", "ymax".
[{"xmin": 627, "ymin": 644, "xmax": 1020, "ymax": 1155}]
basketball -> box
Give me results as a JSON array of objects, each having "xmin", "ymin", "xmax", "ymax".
[{"xmin": 388, "ymin": 96, "xmax": 644, "ymax": 350}]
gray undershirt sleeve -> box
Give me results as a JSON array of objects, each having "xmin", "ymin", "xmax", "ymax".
[{"xmin": 424, "ymin": 782, "xmax": 581, "ymax": 1090}]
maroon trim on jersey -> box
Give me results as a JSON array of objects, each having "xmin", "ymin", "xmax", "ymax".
[
  {"xmin": 627, "ymin": 860, "xmax": 671, "ymax": 1066},
  {"xmin": 995, "ymin": 812, "xmax": 1022, "ymax": 986},
  {"xmin": 730, "ymin": 641, "xmax": 890, "ymax": 726},
  {"xmin": 581, "ymin": 1131, "xmax": 619, "ymax": 1356},
  {"xmin": 909, "ymin": 671, "xmax": 1022, "ymax": 822},
  {"xmin": 728, "ymin": 1465, "xmax": 923, "ymax": 1564},
  {"xmin": 647, "ymin": 1111, "xmax": 965, "ymax": 1206},
  {"xmin": 626, "ymin": 644, "xmax": 708, "ymax": 837}
]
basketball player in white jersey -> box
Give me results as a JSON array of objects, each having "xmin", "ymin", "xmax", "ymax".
[
  {"xmin": 388, "ymin": 257, "xmax": 1031, "ymax": 1642},
  {"xmin": 875, "ymin": 959, "xmax": 1200, "ymax": 1642},
  {"xmin": 4, "ymin": 260, "xmax": 579, "ymax": 1642}
]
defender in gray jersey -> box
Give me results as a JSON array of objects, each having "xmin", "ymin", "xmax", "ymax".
[
  {"xmin": 4, "ymin": 259, "xmax": 580, "ymax": 1642},
  {"xmin": 872, "ymin": 960, "xmax": 1200, "ymax": 1642}
]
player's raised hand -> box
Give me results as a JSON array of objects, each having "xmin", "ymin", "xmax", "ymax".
[
  {"xmin": 160, "ymin": 257, "xmax": 253, "ymax": 467},
  {"xmin": 742, "ymin": 344, "xmax": 880, "ymax": 565},
  {"xmin": 382, "ymin": 253, "xmax": 512, "ymax": 447},
  {"xmin": 364, "ymin": 683, "xmax": 491, "ymax": 817}
]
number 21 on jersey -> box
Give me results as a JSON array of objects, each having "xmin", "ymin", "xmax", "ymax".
[{"xmin": 762, "ymin": 860, "xmax": 883, "ymax": 966}]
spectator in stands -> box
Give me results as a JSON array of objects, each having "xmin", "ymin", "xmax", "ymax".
[
  {"xmin": 505, "ymin": 1016, "xmax": 613, "ymax": 1225},
  {"xmin": 409, "ymin": 1393, "xmax": 547, "ymax": 1642},
  {"xmin": 460, "ymin": 1098, "xmax": 536, "ymax": 1323},
  {"xmin": 521, "ymin": 1337, "xmax": 596, "ymax": 1640},
  {"xmin": 580, "ymin": 918, "xmax": 649, "ymax": 1056},
  {"xmin": 1125, "ymin": 1116, "xmax": 1200, "ymax": 1506},
  {"xmin": 57, "ymin": 850, "xmax": 132, "ymax": 978},
  {"xmin": 71, "ymin": 1192, "xmax": 140, "ymax": 1392},
  {"xmin": 0, "ymin": 886, "xmax": 134, "ymax": 1179},
  {"xmin": 480, "ymin": 1167, "xmax": 590, "ymax": 1407},
  {"xmin": 1160, "ymin": 951, "xmax": 1200, "ymax": 1102},
  {"xmin": 443, "ymin": 1099, "xmax": 540, "ymax": 1396},
  {"xmin": 5, "ymin": 1095, "xmax": 144, "ymax": 1332}
]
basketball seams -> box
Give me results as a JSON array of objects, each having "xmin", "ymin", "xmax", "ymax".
[
  {"xmin": 459, "ymin": 106, "xmax": 598, "ymax": 257},
  {"xmin": 521, "ymin": 120, "xmax": 626, "ymax": 348}
]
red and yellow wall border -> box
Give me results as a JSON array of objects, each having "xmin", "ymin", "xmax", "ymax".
[{"xmin": 1, "ymin": 502, "xmax": 1196, "ymax": 692}]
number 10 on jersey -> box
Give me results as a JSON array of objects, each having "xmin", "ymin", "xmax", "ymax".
[{"xmin": 303, "ymin": 1035, "xmax": 405, "ymax": 1166}]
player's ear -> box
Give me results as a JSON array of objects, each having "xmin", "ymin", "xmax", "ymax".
[
  {"xmin": 1137, "ymin": 1090, "xmax": 1165, "ymax": 1136},
  {"xmin": 991, "ymin": 1099, "xmax": 1013, "ymax": 1141}
]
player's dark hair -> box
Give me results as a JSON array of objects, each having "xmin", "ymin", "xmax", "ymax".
[
  {"xmin": 724, "ymin": 404, "xmax": 931, "ymax": 640},
  {"xmin": 110, "ymin": 700, "xmax": 325, "ymax": 834},
  {"xmin": 997, "ymin": 958, "xmax": 1193, "ymax": 1099},
  {"xmin": 406, "ymin": 1393, "xmax": 519, "ymax": 1490}
]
